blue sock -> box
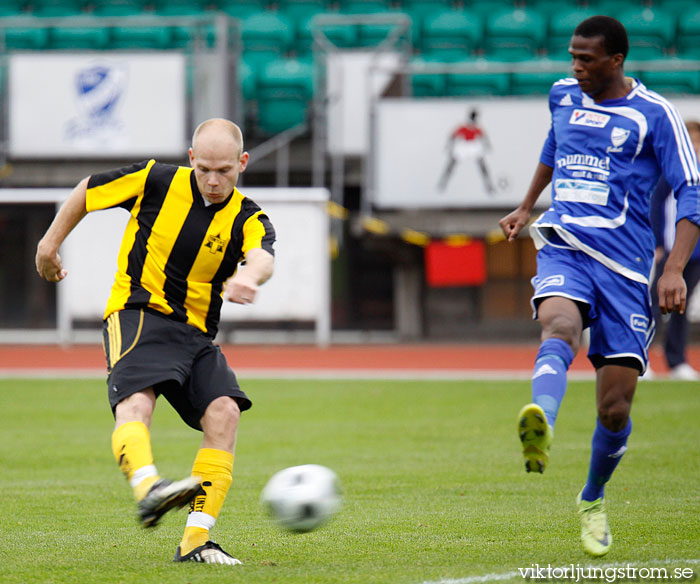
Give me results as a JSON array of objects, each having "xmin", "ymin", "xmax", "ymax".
[
  {"xmin": 531, "ymin": 338, "xmax": 574, "ymax": 428},
  {"xmin": 581, "ymin": 418, "xmax": 632, "ymax": 502}
]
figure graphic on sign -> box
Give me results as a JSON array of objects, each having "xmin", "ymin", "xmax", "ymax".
[
  {"xmin": 437, "ymin": 108, "xmax": 496, "ymax": 195},
  {"xmin": 64, "ymin": 63, "xmax": 128, "ymax": 150}
]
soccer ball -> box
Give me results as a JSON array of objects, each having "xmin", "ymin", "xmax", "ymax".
[{"xmin": 260, "ymin": 464, "xmax": 342, "ymax": 532}]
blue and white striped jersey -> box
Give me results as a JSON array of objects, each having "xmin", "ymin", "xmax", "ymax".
[{"xmin": 531, "ymin": 77, "xmax": 700, "ymax": 284}]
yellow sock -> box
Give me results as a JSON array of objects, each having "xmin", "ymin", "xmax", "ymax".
[
  {"xmin": 111, "ymin": 421, "xmax": 161, "ymax": 501},
  {"xmin": 179, "ymin": 448, "xmax": 234, "ymax": 555}
]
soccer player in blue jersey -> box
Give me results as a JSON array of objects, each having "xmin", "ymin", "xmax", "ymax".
[{"xmin": 499, "ymin": 16, "xmax": 700, "ymax": 557}]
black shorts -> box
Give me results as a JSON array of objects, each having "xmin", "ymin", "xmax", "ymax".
[{"xmin": 102, "ymin": 308, "xmax": 251, "ymax": 430}]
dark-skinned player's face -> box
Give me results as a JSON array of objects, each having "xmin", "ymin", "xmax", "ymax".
[{"xmin": 569, "ymin": 34, "xmax": 624, "ymax": 98}]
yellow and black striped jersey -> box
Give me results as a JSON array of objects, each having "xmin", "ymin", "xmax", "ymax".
[{"xmin": 86, "ymin": 159, "xmax": 275, "ymax": 337}]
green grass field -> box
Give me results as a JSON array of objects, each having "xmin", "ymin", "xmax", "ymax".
[{"xmin": 0, "ymin": 376, "xmax": 698, "ymax": 584}]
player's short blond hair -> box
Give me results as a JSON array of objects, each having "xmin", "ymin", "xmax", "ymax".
[{"xmin": 192, "ymin": 118, "xmax": 244, "ymax": 157}]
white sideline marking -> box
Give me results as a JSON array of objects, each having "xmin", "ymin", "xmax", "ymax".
[
  {"xmin": 419, "ymin": 559, "xmax": 700, "ymax": 584},
  {"xmin": 0, "ymin": 368, "xmax": 597, "ymax": 381}
]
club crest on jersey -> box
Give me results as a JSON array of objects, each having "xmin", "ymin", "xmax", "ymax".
[
  {"xmin": 630, "ymin": 313, "xmax": 649, "ymax": 333},
  {"xmin": 204, "ymin": 234, "xmax": 228, "ymax": 254},
  {"xmin": 569, "ymin": 109, "xmax": 610, "ymax": 128},
  {"xmin": 606, "ymin": 126, "xmax": 631, "ymax": 153}
]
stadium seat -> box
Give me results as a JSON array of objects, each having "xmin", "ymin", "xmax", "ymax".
[
  {"xmin": 619, "ymin": 7, "xmax": 674, "ymax": 60},
  {"xmin": 420, "ymin": 9, "xmax": 483, "ymax": 60},
  {"xmin": 0, "ymin": 0, "xmax": 26, "ymax": 17},
  {"xmin": 218, "ymin": 0, "xmax": 268, "ymax": 21},
  {"xmin": 110, "ymin": 20, "xmax": 172, "ymax": 49},
  {"xmin": 466, "ymin": 0, "xmax": 514, "ymax": 19},
  {"xmin": 445, "ymin": 61, "xmax": 510, "ymax": 96},
  {"xmin": 655, "ymin": 0, "xmax": 699, "ymax": 17},
  {"xmin": 92, "ymin": 0, "xmax": 149, "ymax": 16},
  {"xmin": 510, "ymin": 62, "xmax": 572, "ymax": 95},
  {"xmin": 49, "ymin": 17, "xmax": 111, "ymax": 50},
  {"xmin": 152, "ymin": 0, "xmax": 214, "ymax": 48},
  {"xmin": 409, "ymin": 55, "xmax": 448, "ymax": 97},
  {"xmin": 356, "ymin": 10, "xmax": 411, "ymax": 49},
  {"xmin": 484, "ymin": 7, "xmax": 546, "ymax": 60},
  {"xmin": 641, "ymin": 68, "xmax": 700, "ymax": 94},
  {"xmin": 31, "ymin": 0, "xmax": 85, "ymax": 17},
  {"xmin": 546, "ymin": 6, "xmax": 596, "ymax": 57},
  {"xmin": 278, "ymin": 0, "xmax": 326, "ymax": 26},
  {"xmin": 3, "ymin": 25, "xmax": 49, "ymax": 49},
  {"xmin": 593, "ymin": 0, "xmax": 638, "ymax": 18},
  {"xmin": 256, "ymin": 57, "xmax": 314, "ymax": 134},
  {"xmin": 296, "ymin": 12, "xmax": 357, "ymax": 56},
  {"xmin": 677, "ymin": 7, "xmax": 700, "ymax": 58},
  {"xmin": 339, "ymin": 0, "xmax": 391, "ymax": 13},
  {"xmin": 240, "ymin": 11, "xmax": 294, "ymax": 65}
]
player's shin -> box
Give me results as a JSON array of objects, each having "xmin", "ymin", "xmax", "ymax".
[
  {"xmin": 111, "ymin": 421, "xmax": 161, "ymax": 501},
  {"xmin": 179, "ymin": 448, "xmax": 234, "ymax": 555},
  {"xmin": 581, "ymin": 418, "xmax": 632, "ymax": 501},
  {"xmin": 532, "ymin": 337, "xmax": 574, "ymax": 427}
]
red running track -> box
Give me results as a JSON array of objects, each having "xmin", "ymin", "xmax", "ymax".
[{"xmin": 0, "ymin": 343, "xmax": 692, "ymax": 377}]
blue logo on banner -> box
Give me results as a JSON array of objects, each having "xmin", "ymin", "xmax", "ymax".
[{"xmin": 64, "ymin": 63, "xmax": 128, "ymax": 149}]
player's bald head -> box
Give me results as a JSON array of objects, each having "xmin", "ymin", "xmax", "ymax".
[{"xmin": 191, "ymin": 118, "xmax": 244, "ymax": 158}]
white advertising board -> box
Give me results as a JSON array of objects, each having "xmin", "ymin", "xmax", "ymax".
[
  {"xmin": 0, "ymin": 187, "xmax": 330, "ymax": 345},
  {"xmin": 373, "ymin": 96, "xmax": 700, "ymax": 210},
  {"xmin": 8, "ymin": 53, "xmax": 186, "ymax": 158},
  {"xmin": 326, "ymin": 51, "xmax": 401, "ymax": 156},
  {"xmin": 373, "ymin": 97, "xmax": 550, "ymax": 209}
]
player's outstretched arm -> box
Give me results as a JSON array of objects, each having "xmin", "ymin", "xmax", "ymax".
[
  {"xmin": 35, "ymin": 177, "xmax": 89, "ymax": 282},
  {"xmin": 499, "ymin": 162, "xmax": 553, "ymax": 241},
  {"xmin": 224, "ymin": 248, "xmax": 275, "ymax": 304},
  {"xmin": 657, "ymin": 218, "xmax": 700, "ymax": 314}
]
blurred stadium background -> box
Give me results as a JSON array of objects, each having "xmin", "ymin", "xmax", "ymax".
[{"xmin": 1, "ymin": 0, "xmax": 700, "ymax": 348}]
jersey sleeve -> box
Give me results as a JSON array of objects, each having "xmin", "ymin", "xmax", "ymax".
[
  {"xmin": 241, "ymin": 207, "xmax": 276, "ymax": 257},
  {"xmin": 85, "ymin": 159, "xmax": 155, "ymax": 212},
  {"xmin": 539, "ymin": 88, "xmax": 558, "ymax": 168},
  {"xmin": 652, "ymin": 108, "xmax": 700, "ymax": 228}
]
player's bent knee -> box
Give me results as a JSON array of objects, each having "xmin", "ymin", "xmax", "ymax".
[
  {"xmin": 597, "ymin": 404, "xmax": 630, "ymax": 432},
  {"xmin": 205, "ymin": 396, "xmax": 241, "ymax": 425}
]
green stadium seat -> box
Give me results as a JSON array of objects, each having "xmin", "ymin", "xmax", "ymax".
[
  {"xmin": 641, "ymin": 68, "xmax": 700, "ymax": 94},
  {"xmin": 592, "ymin": 0, "xmax": 638, "ymax": 18},
  {"xmin": 421, "ymin": 9, "xmax": 483, "ymax": 60},
  {"xmin": 466, "ymin": 0, "xmax": 514, "ymax": 19},
  {"xmin": 49, "ymin": 17, "xmax": 110, "ymax": 49},
  {"xmin": 31, "ymin": 0, "xmax": 86, "ymax": 17},
  {"xmin": 152, "ymin": 0, "xmax": 214, "ymax": 48},
  {"xmin": 655, "ymin": 0, "xmax": 699, "ymax": 17},
  {"xmin": 409, "ymin": 55, "xmax": 447, "ymax": 97},
  {"xmin": 0, "ymin": 0, "xmax": 25, "ymax": 17},
  {"xmin": 445, "ymin": 61, "xmax": 510, "ymax": 96},
  {"xmin": 339, "ymin": 0, "xmax": 391, "ymax": 13},
  {"xmin": 241, "ymin": 11, "xmax": 294, "ymax": 56},
  {"xmin": 484, "ymin": 7, "xmax": 546, "ymax": 60},
  {"xmin": 510, "ymin": 61, "xmax": 571, "ymax": 95},
  {"xmin": 296, "ymin": 12, "xmax": 357, "ymax": 56},
  {"xmin": 356, "ymin": 10, "xmax": 411, "ymax": 48},
  {"xmin": 110, "ymin": 20, "xmax": 172, "ymax": 49},
  {"xmin": 546, "ymin": 6, "xmax": 596, "ymax": 57},
  {"xmin": 278, "ymin": 0, "xmax": 326, "ymax": 25},
  {"xmin": 3, "ymin": 25, "xmax": 49, "ymax": 49},
  {"xmin": 619, "ymin": 7, "xmax": 674, "ymax": 60},
  {"xmin": 256, "ymin": 57, "xmax": 314, "ymax": 134},
  {"xmin": 677, "ymin": 7, "xmax": 700, "ymax": 58},
  {"xmin": 92, "ymin": 0, "xmax": 149, "ymax": 16},
  {"xmin": 218, "ymin": 0, "xmax": 268, "ymax": 21},
  {"xmin": 153, "ymin": 0, "xmax": 209, "ymax": 16}
]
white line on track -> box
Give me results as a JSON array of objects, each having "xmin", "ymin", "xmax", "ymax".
[
  {"xmin": 0, "ymin": 368, "xmax": 597, "ymax": 381},
  {"xmin": 419, "ymin": 559, "xmax": 700, "ymax": 584}
]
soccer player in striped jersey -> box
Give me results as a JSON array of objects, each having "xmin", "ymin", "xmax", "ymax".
[
  {"xmin": 36, "ymin": 118, "xmax": 275, "ymax": 566},
  {"xmin": 499, "ymin": 16, "xmax": 700, "ymax": 557}
]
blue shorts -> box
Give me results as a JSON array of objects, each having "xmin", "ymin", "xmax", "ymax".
[{"xmin": 531, "ymin": 245, "xmax": 654, "ymax": 372}]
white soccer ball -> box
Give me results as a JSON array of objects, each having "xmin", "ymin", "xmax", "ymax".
[{"xmin": 261, "ymin": 464, "xmax": 342, "ymax": 532}]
